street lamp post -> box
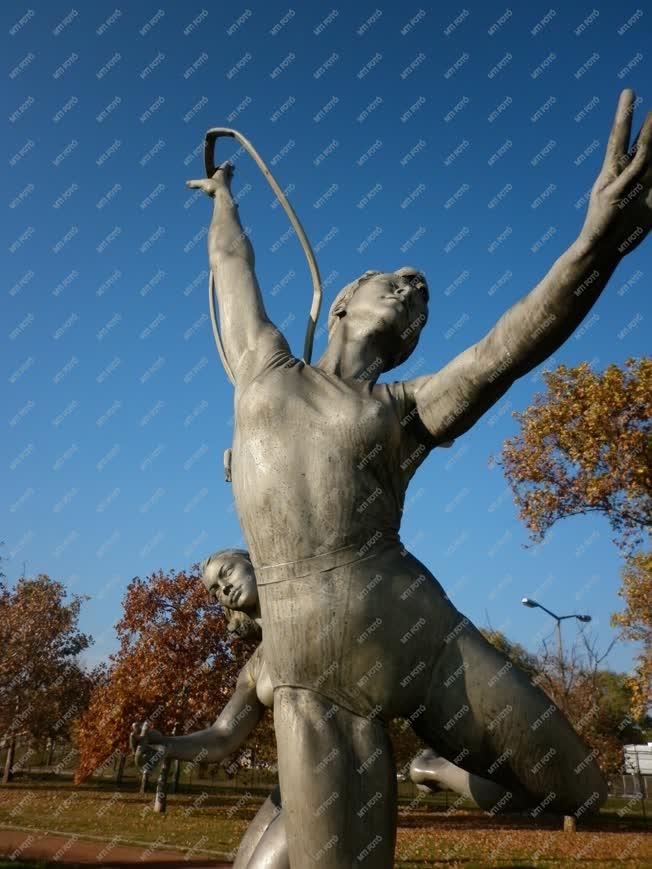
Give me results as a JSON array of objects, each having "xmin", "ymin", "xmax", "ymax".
[
  {"xmin": 520, "ymin": 598, "xmax": 593, "ymax": 834},
  {"xmin": 521, "ymin": 598, "xmax": 591, "ymax": 690}
]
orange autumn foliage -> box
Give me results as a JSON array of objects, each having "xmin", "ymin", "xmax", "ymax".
[
  {"xmin": 0, "ymin": 574, "xmax": 93, "ymax": 744},
  {"xmin": 611, "ymin": 551, "xmax": 652, "ymax": 720}
]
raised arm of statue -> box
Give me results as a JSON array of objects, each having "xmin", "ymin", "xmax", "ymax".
[
  {"xmin": 404, "ymin": 89, "xmax": 652, "ymax": 445},
  {"xmin": 131, "ymin": 655, "xmax": 265, "ymax": 765},
  {"xmin": 186, "ymin": 162, "xmax": 290, "ymax": 385}
]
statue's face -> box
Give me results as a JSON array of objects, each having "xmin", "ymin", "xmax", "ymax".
[
  {"xmin": 341, "ymin": 268, "xmax": 429, "ymax": 363},
  {"xmin": 202, "ymin": 555, "xmax": 258, "ymax": 612}
]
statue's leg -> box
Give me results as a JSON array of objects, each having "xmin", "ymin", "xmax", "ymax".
[
  {"xmin": 273, "ymin": 686, "xmax": 396, "ymax": 868},
  {"xmin": 233, "ymin": 786, "xmax": 283, "ymax": 869},
  {"xmin": 409, "ymin": 748, "xmax": 519, "ymax": 810},
  {"xmin": 412, "ymin": 621, "xmax": 607, "ymax": 816},
  {"xmin": 246, "ymin": 809, "xmax": 289, "ymax": 869}
]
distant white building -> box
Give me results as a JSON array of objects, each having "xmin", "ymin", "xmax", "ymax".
[{"xmin": 624, "ymin": 743, "xmax": 652, "ymax": 776}]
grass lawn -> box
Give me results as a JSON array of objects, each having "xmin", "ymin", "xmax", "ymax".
[{"xmin": 0, "ymin": 783, "xmax": 650, "ymax": 867}]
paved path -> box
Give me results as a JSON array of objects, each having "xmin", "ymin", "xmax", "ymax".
[{"xmin": 0, "ymin": 827, "xmax": 232, "ymax": 867}]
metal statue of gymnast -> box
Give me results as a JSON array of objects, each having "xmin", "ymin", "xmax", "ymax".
[{"xmin": 184, "ymin": 90, "xmax": 652, "ymax": 867}]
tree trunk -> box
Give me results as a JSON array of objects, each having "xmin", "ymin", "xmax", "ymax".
[
  {"xmin": 170, "ymin": 759, "xmax": 181, "ymax": 794},
  {"xmin": 115, "ymin": 752, "xmax": 126, "ymax": 785},
  {"xmin": 2, "ymin": 736, "xmax": 16, "ymax": 784},
  {"xmin": 46, "ymin": 738, "xmax": 55, "ymax": 768},
  {"xmin": 153, "ymin": 757, "xmax": 170, "ymax": 813},
  {"xmin": 139, "ymin": 767, "xmax": 149, "ymax": 795}
]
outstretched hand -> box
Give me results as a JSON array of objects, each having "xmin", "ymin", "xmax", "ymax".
[
  {"xmin": 186, "ymin": 161, "xmax": 235, "ymax": 198},
  {"xmin": 582, "ymin": 89, "xmax": 652, "ymax": 257},
  {"xmin": 130, "ymin": 721, "xmax": 168, "ymax": 770}
]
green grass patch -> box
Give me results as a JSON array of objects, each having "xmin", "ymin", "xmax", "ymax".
[{"xmin": 1, "ymin": 785, "xmax": 650, "ymax": 867}]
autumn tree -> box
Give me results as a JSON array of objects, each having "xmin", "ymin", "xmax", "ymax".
[
  {"xmin": 531, "ymin": 627, "xmax": 642, "ymax": 777},
  {"xmin": 75, "ymin": 567, "xmax": 275, "ymax": 790},
  {"xmin": 611, "ymin": 551, "xmax": 652, "ymax": 720},
  {"xmin": 499, "ymin": 358, "xmax": 651, "ymax": 722},
  {"xmin": 0, "ymin": 574, "xmax": 93, "ymax": 783},
  {"xmin": 499, "ymin": 358, "xmax": 650, "ymax": 552}
]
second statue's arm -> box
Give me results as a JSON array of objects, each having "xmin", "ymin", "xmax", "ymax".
[
  {"xmin": 131, "ymin": 661, "xmax": 265, "ymax": 765},
  {"xmin": 405, "ymin": 89, "xmax": 651, "ymax": 445},
  {"xmin": 186, "ymin": 162, "xmax": 290, "ymax": 384}
]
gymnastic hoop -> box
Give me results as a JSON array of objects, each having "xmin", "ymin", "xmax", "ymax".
[{"xmin": 203, "ymin": 128, "xmax": 323, "ymax": 385}]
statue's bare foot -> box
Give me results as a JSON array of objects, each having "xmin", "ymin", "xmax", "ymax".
[{"xmin": 409, "ymin": 748, "xmax": 447, "ymax": 792}]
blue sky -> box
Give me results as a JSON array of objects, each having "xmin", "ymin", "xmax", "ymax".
[{"xmin": 3, "ymin": 1, "xmax": 650, "ymax": 675}]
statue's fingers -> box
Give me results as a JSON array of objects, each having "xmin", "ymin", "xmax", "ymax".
[
  {"xmin": 626, "ymin": 114, "xmax": 646, "ymax": 161},
  {"xmin": 212, "ymin": 163, "xmax": 234, "ymax": 182},
  {"xmin": 615, "ymin": 110, "xmax": 652, "ymax": 192},
  {"xmin": 186, "ymin": 179, "xmax": 206, "ymax": 189},
  {"xmin": 602, "ymin": 89, "xmax": 635, "ymax": 177},
  {"xmin": 633, "ymin": 111, "xmax": 652, "ymax": 163}
]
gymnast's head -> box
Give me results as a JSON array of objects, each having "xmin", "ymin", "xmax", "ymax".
[
  {"xmin": 327, "ymin": 268, "xmax": 429, "ymax": 374},
  {"xmin": 201, "ymin": 548, "xmax": 261, "ymax": 639}
]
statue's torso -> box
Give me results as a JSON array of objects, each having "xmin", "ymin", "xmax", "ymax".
[
  {"xmin": 232, "ymin": 349, "xmax": 428, "ymax": 566},
  {"xmin": 232, "ymin": 351, "xmax": 461, "ymax": 721}
]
